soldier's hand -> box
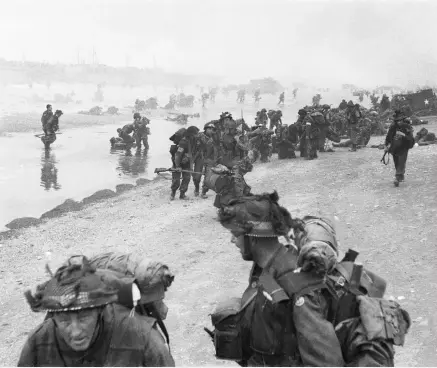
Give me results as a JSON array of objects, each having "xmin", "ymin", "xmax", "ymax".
[{"xmin": 174, "ymin": 167, "xmax": 182, "ymax": 172}]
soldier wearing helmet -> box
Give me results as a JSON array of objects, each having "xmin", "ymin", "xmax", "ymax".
[
  {"xmin": 170, "ymin": 125, "xmax": 199, "ymax": 200},
  {"xmin": 317, "ymin": 105, "xmax": 332, "ymax": 152},
  {"xmin": 41, "ymin": 110, "xmax": 63, "ymax": 149},
  {"xmin": 41, "ymin": 104, "xmax": 53, "ymax": 135},
  {"xmin": 133, "ymin": 115, "xmax": 150, "ymax": 151},
  {"xmin": 294, "ymin": 109, "xmax": 308, "ymax": 158},
  {"xmin": 346, "ymin": 101, "xmax": 362, "ymax": 152},
  {"xmin": 18, "ymin": 256, "xmax": 175, "ymax": 366},
  {"xmin": 117, "ymin": 122, "xmax": 136, "ymax": 148},
  {"xmin": 190, "ymin": 122, "xmax": 218, "ymax": 198}
]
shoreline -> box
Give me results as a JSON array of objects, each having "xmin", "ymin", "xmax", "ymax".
[{"xmin": 0, "ymin": 174, "xmax": 168, "ymax": 240}]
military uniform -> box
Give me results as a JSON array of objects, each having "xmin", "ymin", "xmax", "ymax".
[
  {"xmin": 303, "ymin": 114, "xmax": 319, "ymax": 160},
  {"xmin": 319, "ymin": 105, "xmax": 332, "ymax": 151},
  {"xmin": 295, "ymin": 112, "xmax": 307, "ymax": 157},
  {"xmin": 385, "ymin": 111, "xmax": 415, "ymax": 186},
  {"xmin": 209, "ymin": 195, "xmax": 410, "ymax": 367},
  {"xmin": 200, "ymin": 125, "xmax": 220, "ymax": 198},
  {"xmin": 276, "ymin": 125, "xmax": 296, "ymax": 159},
  {"xmin": 18, "ymin": 256, "xmax": 175, "ymax": 367},
  {"xmin": 119, "ymin": 124, "xmax": 136, "ymax": 145},
  {"xmin": 171, "ymin": 136, "xmax": 192, "ymax": 199},
  {"xmin": 269, "ymin": 111, "xmax": 282, "ymax": 131},
  {"xmin": 41, "ymin": 107, "xmax": 53, "ymax": 135},
  {"xmin": 133, "ymin": 118, "xmax": 150, "ymax": 150},
  {"xmin": 41, "ymin": 111, "xmax": 62, "ymax": 149},
  {"xmin": 346, "ymin": 101, "xmax": 362, "ymax": 151}
]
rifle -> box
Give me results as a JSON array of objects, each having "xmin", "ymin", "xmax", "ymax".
[
  {"xmin": 154, "ymin": 167, "xmax": 205, "ymax": 176},
  {"xmin": 380, "ymin": 144, "xmax": 390, "ymax": 165},
  {"xmin": 34, "ymin": 132, "xmax": 63, "ymax": 138}
]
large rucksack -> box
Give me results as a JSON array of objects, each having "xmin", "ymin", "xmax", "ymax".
[
  {"xmin": 89, "ymin": 252, "xmax": 174, "ymax": 345},
  {"xmin": 206, "ymin": 248, "xmax": 410, "ymax": 364}
]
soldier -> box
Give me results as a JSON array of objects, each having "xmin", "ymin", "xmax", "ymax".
[
  {"xmin": 295, "ymin": 109, "xmax": 308, "ymax": 157},
  {"xmin": 118, "ymin": 122, "xmax": 136, "ymax": 147},
  {"xmin": 269, "ymin": 110, "xmax": 282, "ymax": 131},
  {"xmin": 191, "ymin": 123, "xmax": 214, "ymax": 197},
  {"xmin": 339, "ymin": 99, "xmax": 348, "ymax": 110},
  {"xmin": 169, "ymin": 126, "xmax": 199, "ymax": 200},
  {"xmin": 278, "ymin": 91, "xmax": 285, "ymax": 105},
  {"xmin": 247, "ymin": 121, "xmax": 273, "ymax": 163},
  {"xmin": 292, "ymin": 88, "xmax": 298, "ymax": 99},
  {"xmin": 318, "ymin": 104, "xmax": 331, "ymax": 152},
  {"xmin": 276, "ymin": 124, "xmax": 296, "ymax": 159},
  {"xmin": 256, "ymin": 108, "xmax": 268, "ymax": 125},
  {"xmin": 18, "ymin": 256, "xmax": 175, "ymax": 366},
  {"xmin": 207, "ymin": 191, "xmax": 410, "ymax": 367},
  {"xmin": 41, "ymin": 104, "xmax": 53, "ymax": 135},
  {"xmin": 219, "ymin": 116, "xmax": 246, "ymax": 169},
  {"xmin": 199, "ymin": 123, "xmax": 220, "ymax": 198},
  {"xmin": 303, "ymin": 111, "xmax": 320, "ymax": 160},
  {"xmin": 133, "ymin": 114, "xmax": 150, "ymax": 151},
  {"xmin": 384, "ymin": 110, "xmax": 415, "ymax": 187},
  {"xmin": 42, "ymin": 110, "xmax": 63, "ymax": 149},
  {"xmin": 346, "ymin": 100, "xmax": 362, "ymax": 152}
]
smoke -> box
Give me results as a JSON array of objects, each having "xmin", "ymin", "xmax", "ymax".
[{"xmin": 1, "ymin": 0, "xmax": 437, "ymax": 89}]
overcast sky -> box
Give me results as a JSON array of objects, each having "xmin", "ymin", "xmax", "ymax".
[{"xmin": 1, "ymin": 0, "xmax": 437, "ymax": 87}]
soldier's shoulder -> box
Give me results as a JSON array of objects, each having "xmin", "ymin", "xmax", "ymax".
[{"xmin": 110, "ymin": 304, "xmax": 157, "ymax": 347}]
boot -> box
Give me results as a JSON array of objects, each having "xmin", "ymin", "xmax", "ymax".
[
  {"xmin": 349, "ymin": 144, "xmax": 357, "ymax": 152},
  {"xmin": 394, "ymin": 177, "xmax": 399, "ymax": 187},
  {"xmin": 194, "ymin": 186, "xmax": 200, "ymax": 197},
  {"xmin": 180, "ymin": 192, "xmax": 189, "ymax": 200},
  {"xmin": 399, "ymin": 174, "xmax": 405, "ymax": 182},
  {"xmin": 170, "ymin": 190, "xmax": 176, "ymax": 200}
]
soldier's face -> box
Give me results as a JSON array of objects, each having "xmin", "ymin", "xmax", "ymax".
[
  {"xmin": 48, "ymin": 106, "xmax": 52, "ymax": 112},
  {"xmin": 205, "ymin": 127, "xmax": 214, "ymax": 137},
  {"xmin": 231, "ymin": 235, "xmax": 253, "ymax": 261},
  {"xmin": 54, "ymin": 309, "xmax": 100, "ymax": 351}
]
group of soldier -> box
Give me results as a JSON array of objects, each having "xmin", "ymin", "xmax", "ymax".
[
  {"xmin": 111, "ymin": 113, "xmax": 151, "ymax": 152},
  {"xmin": 25, "ymin": 97, "xmax": 418, "ymax": 367},
  {"xmin": 19, "ymin": 186, "xmax": 411, "ymax": 368}
]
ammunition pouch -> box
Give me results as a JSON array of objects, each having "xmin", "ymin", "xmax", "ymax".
[
  {"xmin": 209, "ymin": 296, "xmax": 255, "ymax": 362},
  {"xmin": 357, "ymin": 296, "xmax": 411, "ymax": 346},
  {"xmin": 169, "ymin": 144, "xmax": 178, "ymax": 156}
]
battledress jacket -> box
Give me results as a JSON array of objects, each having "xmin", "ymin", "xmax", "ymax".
[
  {"xmin": 385, "ymin": 120, "xmax": 415, "ymax": 154},
  {"xmin": 245, "ymin": 248, "xmax": 395, "ymax": 367},
  {"xmin": 244, "ymin": 252, "xmax": 344, "ymax": 367},
  {"xmin": 17, "ymin": 303, "xmax": 175, "ymax": 367}
]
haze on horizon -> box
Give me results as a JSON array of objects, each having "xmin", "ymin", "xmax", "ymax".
[{"xmin": 1, "ymin": 0, "xmax": 437, "ymax": 88}]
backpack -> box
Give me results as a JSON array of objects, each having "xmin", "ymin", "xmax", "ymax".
[
  {"xmin": 310, "ymin": 112, "xmax": 326, "ymax": 126},
  {"xmin": 206, "ymin": 248, "xmax": 410, "ymax": 363},
  {"xmin": 89, "ymin": 252, "xmax": 173, "ymax": 345}
]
